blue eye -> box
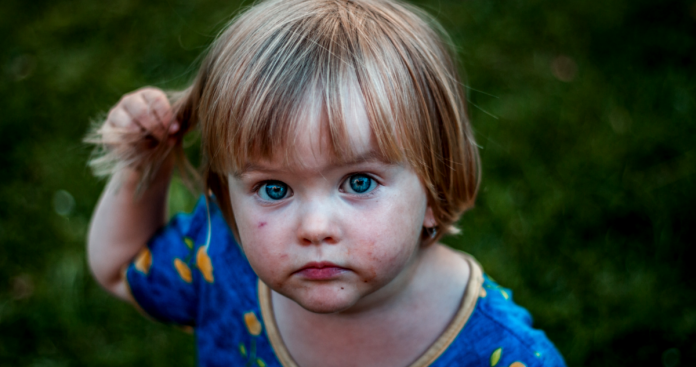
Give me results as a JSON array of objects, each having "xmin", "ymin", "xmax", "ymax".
[
  {"xmin": 345, "ymin": 174, "xmax": 376, "ymax": 194},
  {"xmin": 258, "ymin": 181, "xmax": 289, "ymax": 200}
]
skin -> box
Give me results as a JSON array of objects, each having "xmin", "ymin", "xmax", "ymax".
[
  {"xmin": 88, "ymin": 88, "xmax": 472, "ymax": 367},
  {"xmin": 229, "ymin": 97, "xmax": 434, "ymax": 314},
  {"xmin": 228, "ymin": 94, "xmax": 472, "ymax": 366}
]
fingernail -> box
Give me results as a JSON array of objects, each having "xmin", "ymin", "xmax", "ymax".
[{"xmin": 169, "ymin": 122, "xmax": 179, "ymax": 132}]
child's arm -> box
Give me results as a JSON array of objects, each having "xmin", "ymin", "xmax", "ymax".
[{"xmin": 87, "ymin": 88, "xmax": 179, "ymax": 302}]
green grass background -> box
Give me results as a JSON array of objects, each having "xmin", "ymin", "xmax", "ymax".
[{"xmin": 1, "ymin": 0, "xmax": 694, "ymax": 365}]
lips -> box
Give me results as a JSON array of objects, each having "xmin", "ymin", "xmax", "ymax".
[{"xmin": 295, "ymin": 261, "xmax": 348, "ymax": 280}]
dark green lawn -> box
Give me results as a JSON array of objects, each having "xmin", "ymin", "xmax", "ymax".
[{"xmin": 1, "ymin": 0, "xmax": 694, "ymax": 365}]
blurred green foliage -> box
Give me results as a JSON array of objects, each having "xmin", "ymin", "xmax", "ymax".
[{"xmin": 1, "ymin": 0, "xmax": 694, "ymax": 366}]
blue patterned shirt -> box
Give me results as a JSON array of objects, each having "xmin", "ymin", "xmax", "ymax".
[{"xmin": 126, "ymin": 197, "xmax": 566, "ymax": 367}]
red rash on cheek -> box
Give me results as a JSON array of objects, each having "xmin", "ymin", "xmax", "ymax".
[
  {"xmin": 257, "ymin": 221, "xmax": 267, "ymax": 228},
  {"xmin": 361, "ymin": 239, "xmax": 379, "ymax": 283}
]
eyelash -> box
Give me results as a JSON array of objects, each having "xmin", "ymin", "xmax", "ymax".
[
  {"xmin": 253, "ymin": 173, "xmax": 381, "ymax": 201},
  {"xmin": 339, "ymin": 173, "xmax": 379, "ymax": 196},
  {"xmin": 255, "ymin": 181, "xmax": 293, "ymax": 202}
]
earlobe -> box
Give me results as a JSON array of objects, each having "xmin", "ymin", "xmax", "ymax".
[{"xmin": 423, "ymin": 206, "xmax": 436, "ymax": 228}]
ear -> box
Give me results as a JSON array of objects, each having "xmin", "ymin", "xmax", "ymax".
[{"xmin": 423, "ymin": 205, "xmax": 437, "ymax": 228}]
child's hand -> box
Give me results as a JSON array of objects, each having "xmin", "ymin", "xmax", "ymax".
[
  {"xmin": 103, "ymin": 87, "xmax": 180, "ymax": 150},
  {"xmin": 87, "ymin": 88, "xmax": 182, "ymax": 301}
]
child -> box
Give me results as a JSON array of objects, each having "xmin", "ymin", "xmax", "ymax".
[{"xmin": 87, "ymin": 0, "xmax": 566, "ymax": 366}]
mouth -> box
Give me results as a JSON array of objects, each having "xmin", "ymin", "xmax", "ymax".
[{"xmin": 295, "ymin": 261, "xmax": 348, "ymax": 280}]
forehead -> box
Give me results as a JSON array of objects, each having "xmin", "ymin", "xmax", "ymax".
[{"xmin": 239, "ymin": 87, "xmax": 380, "ymax": 174}]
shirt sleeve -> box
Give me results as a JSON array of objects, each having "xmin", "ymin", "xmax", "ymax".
[{"xmin": 125, "ymin": 196, "xmax": 210, "ymax": 326}]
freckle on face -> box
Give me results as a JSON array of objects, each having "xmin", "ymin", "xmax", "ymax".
[{"xmin": 363, "ymin": 268, "xmax": 377, "ymax": 283}]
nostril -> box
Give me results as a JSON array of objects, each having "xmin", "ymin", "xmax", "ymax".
[
  {"xmin": 297, "ymin": 213, "xmax": 339, "ymax": 245},
  {"xmin": 300, "ymin": 235, "xmax": 337, "ymax": 245}
]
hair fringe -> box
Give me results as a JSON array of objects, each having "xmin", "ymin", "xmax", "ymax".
[{"xmin": 85, "ymin": 0, "xmax": 481, "ymax": 243}]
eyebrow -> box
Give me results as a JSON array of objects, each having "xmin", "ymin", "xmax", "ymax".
[{"xmin": 235, "ymin": 150, "xmax": 391, "ymax": 177}]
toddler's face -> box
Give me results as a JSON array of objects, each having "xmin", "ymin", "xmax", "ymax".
[{"xmin": 227, "ymin": 97, "xmax": 435, "ymax": 314}]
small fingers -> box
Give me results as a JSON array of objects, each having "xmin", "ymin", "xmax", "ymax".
[
  {"xmin": 107, "ymin": 105, "xmax": 140, "ymax": 131},
  {"xmin": 140, "ymin": 88, "xmax": 176, "ymax": 134},
  {"xmin": 101, "ymin": 106, "xmax": 141, "ymax": 147},
  {"xmin": 123, "ymin": 92, "xmax": 171, "ymax": 143}
]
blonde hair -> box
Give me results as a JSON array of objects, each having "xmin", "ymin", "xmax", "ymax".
[{"xmin": 92, "ymin": 0, "xmax": 480, "ymax": 241}]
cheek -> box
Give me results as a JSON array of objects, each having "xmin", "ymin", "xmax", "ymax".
[
  {"xmin": 360, "ymin": 239, "xmax": 411, "ymax": 285},
  {"xmin": 230, "ymin": 203, "xmax": 291, "ymax": 284},
  {"xmin": 229, "ymin": 195, "xmax": 283, "ymax": 248},
  {"xmin": 240, "ymin": 229, "xmax": 286, "ymax": 288},
  {"xmin": 349, "ymin": 190, "xmax": 427, "ymax": 282},
  {"xmin": 354, "ymin": 187, "xmax": 427, "ymax": 245}
]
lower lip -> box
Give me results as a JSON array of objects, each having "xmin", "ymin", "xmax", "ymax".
[{"xmin": 298, "ymin": 267, "xmax": 346, "ymax": 280}]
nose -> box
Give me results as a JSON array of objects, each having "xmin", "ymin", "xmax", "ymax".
[{"xmin": 296, "ymin": 198, "xmax": 341, "ymax": 246}]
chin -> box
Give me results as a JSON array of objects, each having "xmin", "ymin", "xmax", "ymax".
[{"xmin": 290, "ymin": 286, "xmax": 359, "ymax": 314}]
